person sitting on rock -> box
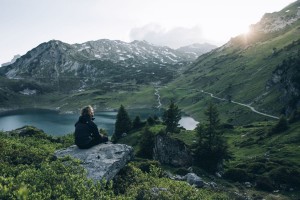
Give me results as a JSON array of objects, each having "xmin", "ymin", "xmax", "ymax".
[{"xmin": 75, "ymin": 105, "xmax": 108, "ymax": 149}]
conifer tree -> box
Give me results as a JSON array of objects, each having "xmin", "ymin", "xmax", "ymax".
[
  {"xmin": 137, "ymin": 125, "xmax": 155, "ymax": 159},
  {"xmin": 113, "ymin": 105, "xmax": 132, "ymax": 141},
  {"xmin": 163, "ymin": 101, "xmax": 181, "ymax": 133},
  {"xmin": 132, "ymin": 116, "xmax": 142, "ymax": 129},
  {"xmin": 195, "ymin": 102, "xmax": 230, "ymax": 172}
]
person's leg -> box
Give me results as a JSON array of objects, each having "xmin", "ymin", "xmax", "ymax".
[
  {"xmin": 77, "ymin": 135, "xmax": 108, "ymax": 149},
  {"xmin": 101, "ymin": 135, "xmax": 108, "ymax": 143}
]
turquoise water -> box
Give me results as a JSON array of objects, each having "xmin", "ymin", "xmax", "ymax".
[
  {"xmin": 0, "ymin": 108, "xmax": 197, "ymax": 136},
  {"xmin": 0, "ymin": 109, "xmax": 117, "ymax": 136}
]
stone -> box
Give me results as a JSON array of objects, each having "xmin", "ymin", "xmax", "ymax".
[
  {"xmin": 184, "ymin": 173, "xmax": 204, "ymax": 188},
  {"xmin": 153, "ymin": 134, "xmax": 193, "ymax": 167},
  {"xmin": 209, "ymin": 182, "xmax": 218, "ymax": 189},
  {"xmin": 55, "ymin": 143, "xmax": 133, "ymax": 181},
  {"xmin": 244, "ymin": 182, "xmax": 252, "ymax": 188}
]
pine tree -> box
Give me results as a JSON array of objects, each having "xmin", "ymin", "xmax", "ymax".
[
  {"xmin": 137, "ymin": 126, "xmax": 155, "ymax": 159},
  {"xmin": 162, "ymin": 101, "xmax": 181, "ymax": 133},
  {"xmin": 194, "ymin": 102, "xmax": 230, "ymax": 172},
  {"xmin": 203, "ymin": 102, "xmax": 220, "ymax": 147},
  {"xmin": 132, "ymin": 116, "xmax": 142, "ymax": 129},
  {"xmin": 147, "ymin": 116, "xmax": 155, "ymax": 126},
  {"xmin": 113, "ymin": 105, "xmax": 132, "ymax": 141}
]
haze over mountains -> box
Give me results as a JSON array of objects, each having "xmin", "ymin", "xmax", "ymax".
[{"xmin": 162, "ymin": 0, "xmax": 300, "ymax": 123}]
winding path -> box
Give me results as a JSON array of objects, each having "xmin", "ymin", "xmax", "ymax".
[
  {"xmin": 154, "ymin": 88, "xmax": 162, "ymax": 109},
  {"xmin": 200, "ymin": 90, "xmax": 279, "ymax": 120}
]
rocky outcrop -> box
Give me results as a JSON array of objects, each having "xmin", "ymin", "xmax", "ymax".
[
  {"xmin": 55, "ymin": 143, "xmax": 133, "ymax": 181},
  {"xmin": 153, "ymin": 134, "xmax": 192, "ymax": 167},
  {"xmin": 251, "ymin": 2, "xmax": 300, "ymax": 34},
  {"xmin": 184, "ymin": 173, "xmax": 205, "ymax": 188},
  {"xmin": 267, "ymin": 54, "xmax": 300, "ymax": 114}
]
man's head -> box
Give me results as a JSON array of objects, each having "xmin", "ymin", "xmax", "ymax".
[{"xmin": 81, "ymin": 105, "xmax": 94, "ymax": 118}]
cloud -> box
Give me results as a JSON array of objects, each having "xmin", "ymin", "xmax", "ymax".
[{"xmin": 129, "ymin": 24, "xmax": 209, "ymax": 48}]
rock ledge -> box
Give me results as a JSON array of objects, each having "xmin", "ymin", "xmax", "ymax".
[{"xmin": 55, "ymin": 143, "xmax": 133, "ymax": 181}]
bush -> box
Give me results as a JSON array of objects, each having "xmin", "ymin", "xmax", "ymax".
[
  {"xmin": 114, "ymin": 163, "xmax": 229, "ymax": 199},
  {"xmin": 223, "ymin": 168, "xmax": 252, "ymax": 182},
  {"xmin": 255, "ymin": 176, "xmax": 274, "ymax": 192},
  {"xmin": 269, "ymin": 167, "xmax": 300, "ymax": 187},
  {"xmin": 174, "ymin": 168, "xmax": 190, "ymax": 176},
  {"xmin": 247, "ymin": 162, "xmax": 267, "ymax": 174},
  {"xmin": 269, "ymin": 116, "xmax": 288, "ymax": 135},
  {"xmin": 134, "ymin": 160, "xmax": 161, "ymax": 173}
]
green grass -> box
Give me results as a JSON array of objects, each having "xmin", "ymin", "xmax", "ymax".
[
  {"xmin": 118, "ymin": 124, "xmax": 165, "ymax": 154},
  {"xmin": 0, "ymin": 126, "xmax": 230, "ymax": 199}
]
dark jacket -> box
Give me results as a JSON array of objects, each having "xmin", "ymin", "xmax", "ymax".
[{"xmin": 74, "ymin": 115, "xmax": 100, "ymax": 146}]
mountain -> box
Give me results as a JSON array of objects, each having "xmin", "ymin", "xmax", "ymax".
[
  {"xmin": 159, "ymin": 0, "xmax": 300, "ymax": 124},
  {"xmin": 177, "ymin": 43, "xmax": 217, "ymax": 59},
  {"xmin": 1, "ymin": 55, "xmax": 21, "ymax": 67},
  {"xmin": 1, "ymin": 1, "xmax": 299, "ymax": 119},
  {"xmin": 0, "ymin": 39, "xmax": 205, "ymax": 86},
  {"xmin": 0, "ymin": 39, "xmax": 214, "ymax": 110}
]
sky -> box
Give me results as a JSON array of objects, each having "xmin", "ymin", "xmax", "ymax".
[{"xmin": 0, "ymin": 0, "xmax": 296, "ymax": 65}]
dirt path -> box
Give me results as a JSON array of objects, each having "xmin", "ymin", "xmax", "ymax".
[
  {"xmin": 200, "ymin": 90, "xmax": 279, "ymax": 120},
  {"xmin": 154, "ymin": 88, "xmax": 162, "ymax": 109}
]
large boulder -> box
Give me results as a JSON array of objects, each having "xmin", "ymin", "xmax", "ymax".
[
  {"xmin": 55, "ymin": 143, "xmax": 133, "ymax": 181},
  {"xmin": 153, "ymin": 134, "xmax": 193, "ymax": 167}
]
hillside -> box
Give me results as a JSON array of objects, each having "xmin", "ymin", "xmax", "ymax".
[
  {"xmin": 159, "ymin": 0, "xmax": 300, "ymax": 124},
  {"xmin": 0, "ymin": 126, "xmax": 229, "ymax": 199},
  {"xmin": 117, "ymin": 113, "xmax": 300, "ymax": 199},
  {"xmin": 0, "ymin": 39, "xmax": 216, "ymax": 112}
]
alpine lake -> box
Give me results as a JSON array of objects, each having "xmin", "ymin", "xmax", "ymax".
[{"xmin": 0, "ymin": 108, "xmax": 198, "ymax": 136}]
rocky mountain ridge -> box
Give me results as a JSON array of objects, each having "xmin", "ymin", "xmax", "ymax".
[
  {"xmin": 0, "ymin": 39, "xmax": 215, "ymax": 85},
  {"xmin": 251, "ymin": 1, "xmax": 300, "ymax": 34},
  {"xmin": 1, "ymin": 55, "xmax": 21, "ymax": 67}
]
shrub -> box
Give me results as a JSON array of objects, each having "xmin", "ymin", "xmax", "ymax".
[
  {"xmin": 223, "ymin": 168, "xmax": 252, "ymax": 182},
  {"xmin": 247, "ymin": 162, "xmax": 267, "ymax": 174},
  {"xmin": 269, "ymin": 116, "xmax": 288, "ymax": 135},
  {"xmin": 134, "ymin": 160, "xmax": 161, "ymax": 173},
  {"xmin": 255, "ymin": 176, "xmax": 274, "ymax": 192},
  {"xmin": 174, "ymin": 168, "xmax": 190, "ymax": 176},
  {"xmin": 269, "ymin": 167, "xmax": 300, "ymax": 187}
]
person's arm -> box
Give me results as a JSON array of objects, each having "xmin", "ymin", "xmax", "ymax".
[{"xmin": 88, "ymin": 120, "xmax": 100, "ymax": 137}]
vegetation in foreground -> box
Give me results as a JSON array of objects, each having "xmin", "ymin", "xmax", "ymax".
[
  {"xmin": 118, "ymin": 103, "xmax": 300, "ymax": 200},
  {"xmin": 0, "ymin": 126, "xmax": 229, "ymax": 200}
]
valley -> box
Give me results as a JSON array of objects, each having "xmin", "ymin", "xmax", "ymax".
[
  {"xmin": 1, "ymin": 2, "xmax": 300, "ymax": 126},
  {"xmin": 1, "ymin": 1, "xmax": 300, "ymax": 199}
]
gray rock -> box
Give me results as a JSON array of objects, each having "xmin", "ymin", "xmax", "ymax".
[
  {"xmin": 209, "ymin": 182, "xmax": 218, "ymax": 189},
  {"xmin": 55, "ymin": 143, "xmax": 133, "ymax": 181},
  {"xmin": 151, "ymin": 187, "xmax": 168, "ymax": 195},
  {"xmin": 153, "ymin": 134, "xmax": 193, "ymax": 167},
  {"xmin": 184, "ymin": 173, "xmax": 204, "ymax": 188}
]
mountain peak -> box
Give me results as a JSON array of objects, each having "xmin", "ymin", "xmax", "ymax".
[{"xmin": 251, "ymin": 1, "xmax": 300, "ymax": 34}]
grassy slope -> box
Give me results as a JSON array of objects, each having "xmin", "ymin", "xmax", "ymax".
[
  {"xmin": 0, "ymin": 77, "xmax": 157, "ymax": 112},
  {"xmin": 159, "ymin": 16, "xmax": 300, "ymax": 124},
  {"xmin": 0, "ymin": 126, "xmax": 229, "ymax": 199},
  {"xmin": 118, "ymin": 120, "xmax": 300, "ymax": 199}
]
